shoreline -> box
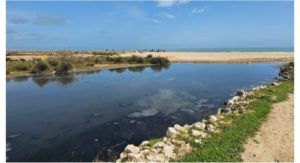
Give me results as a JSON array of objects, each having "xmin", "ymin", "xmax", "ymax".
[{"xmin": 112, "ymin": 63, "xmax": 294, "ymax": 162}]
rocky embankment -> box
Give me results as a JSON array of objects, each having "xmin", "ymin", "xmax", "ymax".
[
  {"xmin": 115, "ymin": 62, "xmax": 293, "ymax": 162},
  {"xmin": 116, "ymin": 83, "xmax": 281, "ymax": 162}
]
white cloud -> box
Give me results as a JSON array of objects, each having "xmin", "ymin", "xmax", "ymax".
[
  {"xmin": 151, "ymin": 19, "xmax": 161, "ymax": 23},
  {"xmin": 157, "ymin": 0, "xmax": 190, "ymax": 7},
  {"xmin": 191, "ymin": 8, "xmax": 206, "ymax": 14},
  {"xmin": 164, "ymin": 13, "xmax": 176, "ymax": 19}
]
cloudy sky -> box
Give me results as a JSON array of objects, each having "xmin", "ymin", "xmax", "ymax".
[{"xmin": 7, "ymin": 1, "xmax": 294, "ymax": 50}]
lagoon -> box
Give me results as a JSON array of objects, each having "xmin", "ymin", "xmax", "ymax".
[{"xmin": 6, "ymin": 62, "xmax": 283, "ymax": 161}]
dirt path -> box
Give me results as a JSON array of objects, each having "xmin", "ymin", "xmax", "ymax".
[{"xmin": 242, "ymin": 94, "xmax": 294, "ymax": 162}]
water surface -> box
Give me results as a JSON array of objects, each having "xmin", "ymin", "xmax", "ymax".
[{"xmin": 7, "ymin": 62, "xmax": 283, "ymax": 161}]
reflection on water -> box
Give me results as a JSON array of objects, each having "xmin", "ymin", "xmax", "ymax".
[
  {"xmin": 10, "ymin": 65, "xmax": 170, "ymax": 87},
  {"xmin": 150, "ymin": 64, "xmax": 170, "ymax": 72},
  {"xmin": 7, "ymin": 63, "xmax": 282, "ymax": 161},
  {"xmin": 13, "ymin": 76, "xmax": 30, "ymax": 83},
  {"xmin": 108, "ymin": 68, "xmax": 127, "ymax": 74},
  {"xmin": 31, "ymin": 75, "xmax": 77, "ymax": 87}
]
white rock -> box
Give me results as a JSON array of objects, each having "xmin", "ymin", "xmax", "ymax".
[
  {"xmin": 236, "ymin": 90, "xmax": 246, "ymax": 97},
  {"xmin": 206, "ymin": 124, "xmax": 214, "ymax": 132},
  {"xmin": 194, "ymin": 139, "xmax": 201, "ymax": 144},
  {"xmin": 232, "ymin": 96, "xmax": 240, "ymax": 102},
  {"xmin": 174, "ymin": 124, "xmax": 185, "ymax": 132},
  {"xmin": 146, "ymin": 154, "xmax": 166, "ymax": 162},
  {"xmin": 171, "ymin": 139, "xmax": 185, "ymax": 146},
  {"xmin": 194, "ymin": 122, "xmax": 206, "ymax": 130},
  {"xmin": 192, "ymin": 130, "xmax": 207, "ymax": 138},
  {"xmin": 140, "ymin": 149, "xmax": 150, "ymax": 155},
  {"xmin": 151, "ymin": 148, "xmax": 158, "ymax": 153},
  {"xmin": 151, "ymin": 154, "xmax": 165, "ymax": 162},
  {"xmin": 163, "ymin": 145, "xmax": 175, "ymax": 158},
  {"xmin": 119, "ymin": 152, "xmax": 127, "ymax": 159},
  {"xmin": 124, "ymin": 144, "xmax": 140, "ymax": 154},
  {"xmin": 227, "ymin": 99, "xmax": 234, "ymax": 106},
  {"xmin": 166, "ymin": 127, "xmax": 177, "ymax": 137},
  {"xmin": 153, "ymin": 141, "xmax": 165, "ymax": 148},
  {"xmin": 183, "ymin": 124, "xmax": 190, "ymax": 129},
  {"xmin": 116, "ymin": 158, "xmax": 121, "ymax": 163},
  {"xmin": 127, "ymin": 153, "xmax": 143, "ymax": 161},
  {"xmin": 208, "ymin": 115, "xmax": 218, "ymax": 123},
  {"xmin": 140, "ymin": 141, "xmax": 149, "ymax": 146},
  {"xmin": 146, "ymin": 154, "xmax": 154, "ymax": 161},
  {"xmin": 272, "ymin": 82, "xmax": 279, "ymax": 86},
  {"xmin": 163, "ymin": 137, "xmax": 168, "ymax": 142}
]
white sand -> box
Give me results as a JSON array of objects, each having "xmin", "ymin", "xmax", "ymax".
[{"xmin": 120, "ymin": 51, "xmax": 293, "ymax": 63}]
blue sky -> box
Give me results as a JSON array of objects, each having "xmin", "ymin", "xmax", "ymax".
[{"xmin": 7, "ymin": 1, "xmax": 294, "ymax": 50}]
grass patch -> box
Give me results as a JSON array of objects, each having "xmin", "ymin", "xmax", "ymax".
[
  {"xmin": 148, "ymin": 138, "xmax": 162, "ymax": 147},
  {"xmin": 179, "ymin": 81, "xmax": 293, "ymax": 162}
]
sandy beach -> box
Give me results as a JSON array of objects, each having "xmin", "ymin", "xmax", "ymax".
[
  {"xmin": 7, "ymin": 51, "xmax": 293, "ymax": 63},
  {"xmin": 120, "ymin": 51, "xmax": 294, "ymax": 63}
]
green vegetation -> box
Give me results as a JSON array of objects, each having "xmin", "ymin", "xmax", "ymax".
[
  {"xmin": 7, "ymin": 60, "xmax": 34, "ymax": 72},
  {"xmin": 279, "ymin": 62, "xmax": 294, "ymax": 80},
  {"xmin": 149, "ymin": 57, "xmax": 170, "ymax": 65},
  {"xmin": 47, "ymin": 60, "xmax": 59, "ymax": 67},
  {"xmin": 6, "ymin": 55, "xmax": 170, "ymax": 77},
  {"xmin": 31, "ymin": 61, "xmax": 51, "ymax": 74},
  {"xmin": 179, "ymin": 80, "xmax": 293, "ymax": 162},
  {"xmin": 148, "ymin": 138, "xmax": 162, "ymax": 147},
  {"xmin": 55, "ymin": 62, "xmax": 74, "ymax": 75}
]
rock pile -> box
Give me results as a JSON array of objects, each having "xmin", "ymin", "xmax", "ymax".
[{"xmin": 116, "ymin": 82, "xmax": 280, "ymax": 162}]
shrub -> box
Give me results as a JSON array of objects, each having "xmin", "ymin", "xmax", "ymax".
[
  {"xmin": 147, "ymin": 54, "xmax": 153, "ymax": 58},
  {"xmin": 48, "ymin": 60, "xmax": 59, "ymax": 67},
  {"xmin": 86, "ymin": 63, "xmax": 94, "ymax": 67},
  {"xmin": 279, "ymin": 62, "xmax": 294, "ymax": 80},
  {"xmin": 94, "ymin": 58, "xmax": 103, "ymax": 64},
  {"xmin": 150, "ymin": 57, "xmax": 170, "ymax": 65},
  {"xmin": 6, "ymin": 58, "xmax": 11, "ymax": 62},
  {"xmin": 128, "ymin": 55, "xmax": 147, "ymax": 64},
  {"xmin": 20, "ymin": 58, "xmax": 26, "ymax": 62},
  {"xmin": 114, "ymin": 57, "xmax": 126, "ymax": 63},
  {"xmin": 7, "ymin": 61, "xmax": 34, "ymax": 71},
  {"xmin": 31, "ymin": 61, "xmax": 51, "ymax": 74},
  {"xmin": 55, "ymin": 62, "xmax": 74, "ymax": 75}
]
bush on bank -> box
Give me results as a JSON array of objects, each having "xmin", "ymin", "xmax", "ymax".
[
  {"xmin": 31, "ymin": 61, "xmax": 51, "ymax": 74},
  {"xmin": 7, "ymin": 60, "xmax": 34, "ymax": 72},
  {"xmin": 55, "ymin": 62, "xmax": 74, "ymax": 75}
]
